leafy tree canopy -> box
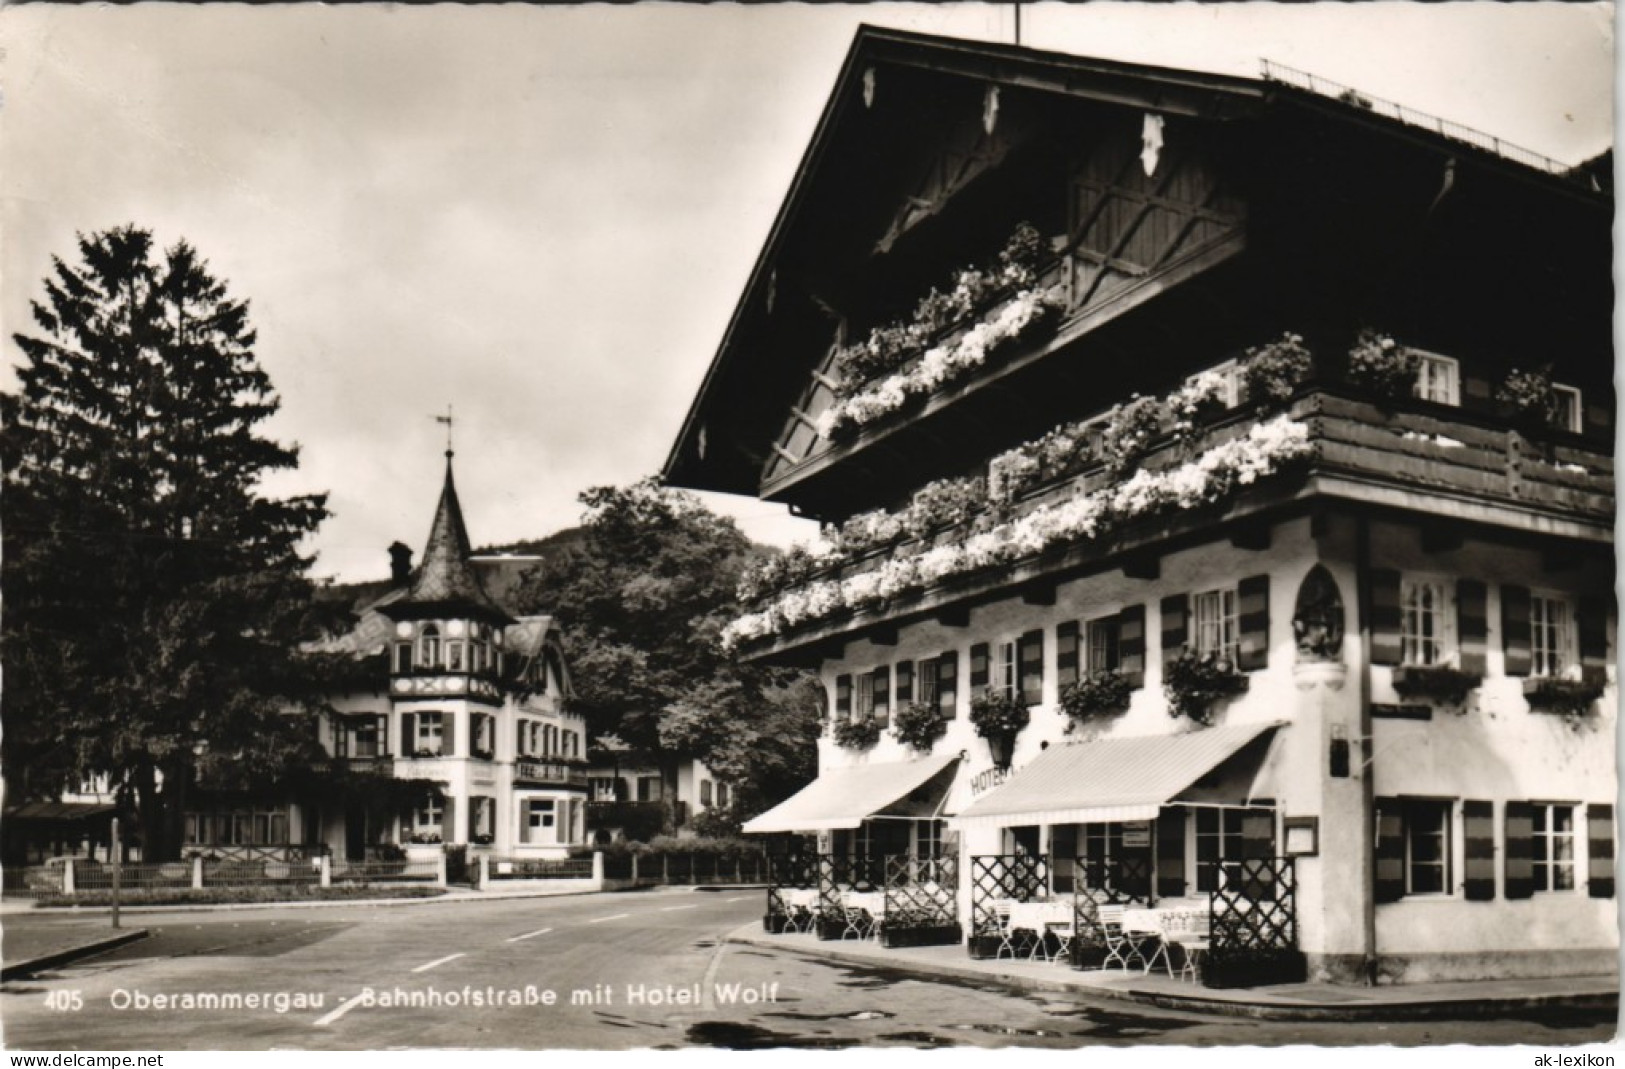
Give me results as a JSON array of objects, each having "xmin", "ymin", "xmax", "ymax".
[
  {"xmin": 2, "ymin": 226, "xmax": 335, "ymax": 859},
  {"xmin": 514, "ymin": 478, "xmax": 820, "ymax": 820}
]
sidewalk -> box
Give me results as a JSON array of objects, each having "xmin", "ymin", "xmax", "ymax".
[
  {"xmin": 727, "ymin": 924, "xmax": 1619, "ymax": 1022},
  {"xmin": 3, "ymin": 920, "xmax": 149, "ymax": 980}
]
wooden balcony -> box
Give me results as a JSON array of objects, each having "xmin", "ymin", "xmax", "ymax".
[
  {"xmin": 734, "ymin": 387, "xmax": 1613, "ymax": 662},
  {"xmin": 513, "ymin": 759, "xmax": 589, "ymax": 790}
]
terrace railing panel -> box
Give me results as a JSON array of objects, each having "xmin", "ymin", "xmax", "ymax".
[
  {"xmin": 968, "ymin": 854, "xmax": 1049, "ymax": 958},
  {"xmin": 1205, "ymin": 856, "xmax": 1305, "ymax": 988},
  {"xmin": 880, "ymin": 855, "xmax": 961, "ymax": 947}
]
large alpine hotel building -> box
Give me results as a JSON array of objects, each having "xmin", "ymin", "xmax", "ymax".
[{"xmin": 664, "ymin": 28, "xmax": 1615, "ymax": 985}]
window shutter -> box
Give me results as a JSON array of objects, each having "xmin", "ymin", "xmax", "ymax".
[
  {"xmin": 1160, "ymin": 594, "xmax": 1188, "ymax": 667},
  {"xmin": 1374, "ymin": 798, "xmax": 1406, "ymax": 904},
  {"xmin": 1057, "ymin": 622, "xmax": 1080, "ymax": 689},
  {"xmin": 937, "ymin": 650, "xmax": 959, "ymax": 717},
  {"xmin": 871, "ymin": 665, "xmax": 891, "ymax": 725},
  {"xmin": 1457, "ymin": 579, "xmax": 1489, "ymax": 677},
  {"xmin": 970, "ymin": 642, "xmax": 990, "ymax": 696},
  {"xmin": 516, "ymin": 719, "xmax": 527, "ymax": 756},
  {"xmin": 468, "ymin": 798, "xmax": 480, "ymax": 840},
  {"xmin": 403, "ymin": 713, "xmax": 417, "ymax": 756},
  {"xmin": 1237, "ymin": 575, "xmax": 1270, "ymax": 671},
  {"xmin": 378, "ymin": 715, "xmax": 390, "ymax": 757},
  {"xmin": 1369, "ymin": 569, "xmax": 1403, "ymax": 666},
  {"xmin": 896, "ymin": 660, "xmax": 914, "ymax": 706},
  {"xmin": 1503, "ymin": 800, "xmax": 1535, "ymax": 900},
  {"xmin": 1462, "ymin": 799, "xmax": 1496, "ymax": 901},
  {"xmin": 1502, "ymin": 585, "xmax": 1532, "ymax": 677},
  {"xmin": 519, "ymin": 802, "xmax": 531, "ymax": 844},
  {"xmin": 442, "ymin": 713, "xmax": 456, "ymax": 757},
  {"xmin": 1156, "ymin": 808, "xmax": 1186, "ymax": 899},
  {"xmin": 1578, "ymin": 597, "xmax": 1611, "ymax": 682},
  {"xmin": 441, "ymin": 796, "xmax": 457, "ymax": 843},
  {"xmin": 1240, "ymin": 809, "xmax": 1275, "ymax": 857},
  {"xmin": 1587, "ymin": 803, "xmax": 1615, "ymax": 899},
  {"xmin": 334, "ymin": 717, "xmax": 349, "ymax": 758},
  {"xmin": 1118, "ymin": 604, "xmax": 1146, "ymax": 689},
  {"xmin": 835, "ymin": 674, "xmax": 852, "ymax": 720},
  {"xmin": 1018, "ymin": 629, "xmax": 1044, "ymax": 706}
]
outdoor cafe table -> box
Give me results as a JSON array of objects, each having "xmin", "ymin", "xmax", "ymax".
[
  {"xmin": 843, "ymin": 890, "xmax": 888, "ymax": 918},
  {"xmin": 781, "ymin": 887, "xmax": 821, "ymax": 912},
  {"xmin": 1002, "ymin": 900, "xmax": 1072, "ymax": 935},
  {"xmin": 1120, "ymin": 900, "xmax": 1209, "ymax": 937}
]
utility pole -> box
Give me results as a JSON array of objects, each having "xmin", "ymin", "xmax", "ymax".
[{"xmin": 110, "ymin": 817, "xmax": 121, "ymax": 930}]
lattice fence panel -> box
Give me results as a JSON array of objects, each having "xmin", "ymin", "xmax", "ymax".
[
  {"xmin": 883, "ymin": 855, "xmax": 958, "ymax": 929},
  {"xmin": 968, "ymin": 854, "xmax": 1049, "ymax": 936},
  {"xmin": 1206, "ymin": 856, "xmax": 1304, "ymax": 988},
  {"xmin": 766, "ymin": 851, "xmax": 817, "ymax": 920}
]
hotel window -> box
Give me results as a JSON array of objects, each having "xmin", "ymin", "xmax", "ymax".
[
  {"xmin": 915, "ymin": 819, "xmax": 945, "ymax": 861},
  {"xmin": 1533, "ymin": 803, "xmax": 1577, "ymax": 892},
  {"xmin": 1080, "ymin": 823, "xmax": 1125, "ymax": 869},
  {"xmin": 1530, "ymin": 594, "xmax": 1576, "ymax": 679},
  {"xmin": 526, "ymin": 799, "xmax": 556, "ymax": 843},
  {"xmin": 419, "ymin": 625, "xmax": 441, "ymax": 668},
  {"xmin": 353, "ymin": 718, "xmax": 380, "ymax": 758},
  {"xmin": 1193, "ymin": 808, "xmax": 1247, "ymax": 893},
  {"xmin": 1414, "ymin": 353, "xmax": 1460, "ymax": 405},
  {"xmin": 996, "ymin": 641, "xmax": 1018, "ymax": 700},
  {"xmin": 1551, "ymin": 385, "xmax": 1583, "ymax": 433},
  {"xmin": 1192, "ymin": 588, "xmax": 1238, "ymax": 661},
  {"xmin": 856, "ymin": 672, "xmax": 876, "ymax": 718},
  {"xmin": 1403, "ymin": 800, "xmax": 1451, "ymax": 895},
  {"xmin": 1087, "ymin": 616, "xmax": 1121, "ymax": 674},
  {"xmin": 414, "ymin": 797, "xmax": 444, "ymax": 834},
  {"xmin": 416, "ymin": 713, "xmax": 444, "ymax": 756},
  {"xmin": 916, "ymin": 658, "xmax": 939, "ymax": 707},
  {"xmin": 1400, "ymin": 577, "xmax": 1453, "ymax": 667}
]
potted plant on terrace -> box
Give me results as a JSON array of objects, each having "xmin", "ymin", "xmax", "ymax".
[
  {"xmin": 892, "ymin": 700, "xmax": 950, "ymax": 753},
  {"xmin": 1495, "ymin": 365, "xmax": 1561, "ymax": 434},
  {"xmin": 832, "ymin": 716, "xmax": 883, "ymax": 751},
  {"xmin": 1242, "ymin": 332, "xmax": 1315, "ymax": 406},
  {"xmin": 1346, "ymin": 328, "xmax": 1418, "ymax": 400},
  {"xmin": 1523, "ymin": 673, "xmax": 1606, "ymax": 727},
  {"xmin": 970, "ymin": 691, "xmax": 1030, "ymax": 769},
  {"xmin": 1163, "ymin": 650, "xmax": 1248, "ymax": 725},
  {"xmin": 1060, "ymin": 670, "xmax": 1133, "ymax": 730}
]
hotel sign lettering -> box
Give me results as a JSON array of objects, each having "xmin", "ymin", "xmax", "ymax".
[{"xmin": 969, "ymin": 767, "xmax": 1008, "ymax": 796}]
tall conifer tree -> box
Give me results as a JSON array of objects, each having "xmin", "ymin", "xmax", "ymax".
[{"xmin": 3, "ymin": 226, "xmax": 331, "ymax": 859}]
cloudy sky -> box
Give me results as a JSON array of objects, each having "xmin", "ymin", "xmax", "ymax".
[{"xmin": 1, "ymin": 2, "xmax": 1612, "ymax": 584}]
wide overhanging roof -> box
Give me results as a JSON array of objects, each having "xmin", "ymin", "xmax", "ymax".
[
  {"xmin": 953, "ymin": 721, "xmax": 1284, "ymax": 829},
  {"xmin": 743, "ymin": 753, "xmax": 960, "ymax": 834},
  {"xmin": 4, "ymin": 801, "xmax": 118, "ymax": 822}
]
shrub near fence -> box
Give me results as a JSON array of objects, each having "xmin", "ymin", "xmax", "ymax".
[
  {"xmin": 573, "ymin": 837, "xmax": 770, "ymax": 886},
  {"xmin": 488, "ymin": 858, "xmax": 593, "ymax": 880}
]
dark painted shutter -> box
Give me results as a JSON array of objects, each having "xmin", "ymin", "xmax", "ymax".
[
  {"xmin": 871, "ymin": 665, "xmax": 891, "ymax": 726},
  {"xmin": 835, "ymin": 674, "xmax": 851, "ymax": 721},
  {"xmin": 441, "ymin": 796, "xmax": 456, "ymax": 844},
  {"xmin": 1504, "ymin": 800, "xmax": 1535, "ymax": 900},
  {"xmin": 515, "ymin": 718, "xmax": 525, "ymax": 756},
  {"xmin": 895, "ymin": 660, "xmax": 913, "ymax": 706},
  {"xmin": 1237, "ymin": 575, "xmax": 1270, "ymax": 671},
  {"xmin": 1374, "ymin": 798, "xmax": 1406, "ymax": 903},
  {"xmin": 442, "ymin": 713, "xmax": 456, "ymax": 757},
  {"xmin": 468, "ymin": 799, "xmax": 480, "ymax": 840},
  {"xmin": 379, "ymin": 714, "xmax": 390, "ymax": 757},
  {"xmin": 1057, "ymin": 621, "xmax": 1081, "ymax": 689},
  {"xmin": 938, "ymin": 650, "xmax": 958, "ymax": 717},
  {"xmin": 1018, "ymin": 629, "xmax": 1044, "ymax": 706},
  {"xmin": 1579, "ymin": 597, "xmax": 1611, "ymax": 682},
  {"xmin": 1369, "ymin": 569, "xmax": 1403, "ymax": 666},
  {"xmin": 1587, "ymin": 804, "xmax": 1615, "ymax": 899},
  {"xmin": 1502, "ymin": 585, "xmax": 1533, "ymax": 677},
  {"xmin": 970, "ymin": 642, "xmax": 990, "ymax": 696},
  {"xmin": 1462, "ymin": 799, "xmax": 1496, "ymax": 901},
  {"xmin": 1161, "ymin": 594, "xmax": 1188, "ymax": 667},
  {"xmin": 1156, "ymin": 808, "xmax": 1186, "ymax": 899},
  {"xmin": 1118, "ymin": 604, "xmax": 1146, "ymax": 689},
  {"xmin": 403, "ymin": 713, "xmax": 417, "ymax": 756},
  {"xmin": 1457, "ymin": 579, "xmax": 1489, "ymax": 677},
  {"xmin": 333, "ymin": 716, "xmax": 349, "ymax": 758}
]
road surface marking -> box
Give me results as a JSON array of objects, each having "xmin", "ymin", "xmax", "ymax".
[
  {"xmin": 659, "ymin": 905, "xmax": 697, "ymax": 912},
  {"xmin": 412, "ymin": 953, "xmax": 466, "ymax": 973},
  {"xmin": 588, "ymin": 913, "xmax": 630, "ymax": 924},
  {"xmin": 505, "ymin": 927, "xmax": 554, "ymax": 943},
  {"xmin": 726, "ymin": 896, "xmax": 752, "ymax": 902},
  {"xmin": 700, "ymin": 938, "xmax": 730, "ymax": 1013},
  {"xmin": 314, "ymin": 993, "xmax": 368, "ymax": 1028}
]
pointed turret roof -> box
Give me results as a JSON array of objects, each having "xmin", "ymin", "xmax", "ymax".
[{"xmin": 380, "ymin": 453, "xmax": 513, "ymax": 626}]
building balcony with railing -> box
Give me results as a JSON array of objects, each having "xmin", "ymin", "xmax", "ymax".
[{"xmin": 726, "ymin": 346, "xmax": 1612, "ymax": 660}]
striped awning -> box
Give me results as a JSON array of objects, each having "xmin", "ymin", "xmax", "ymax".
[
  {"xmin": 742, "ymin": 754, "xmax": 960, "ymax": 834},
  {"xmin": 952, "ymin": 721, "xmax": 1284, "ymax": 830}
]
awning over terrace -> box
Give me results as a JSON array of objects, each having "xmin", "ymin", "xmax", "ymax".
[
  {"xmin": 952, "ymin": 722, "xmax": 1284, "ymax": 830},
  {"xmin": 3, "ymin": 802, "xmax": 118, "ymax": 822},
  {"xmin": 742, "ymin": 754, "xmax": 960, "ymax": 834}
]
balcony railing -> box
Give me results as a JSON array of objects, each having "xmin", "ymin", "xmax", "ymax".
[
  {"xmin": 513, "ymin": 759, "xmax": 589, "ymax": 789},
  {"xmin": 734, "ymin": 385, "xmax": 1613, "ymax": 656}
]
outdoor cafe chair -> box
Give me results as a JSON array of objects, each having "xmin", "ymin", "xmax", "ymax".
[{"xmin": 1097, "ymin": 904, "xmax": 1147, "ymax": 971}]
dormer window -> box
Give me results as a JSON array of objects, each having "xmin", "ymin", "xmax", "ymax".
[{"xmin": 419, "ymin": 625, "xmax": 441, "ymax": 668}]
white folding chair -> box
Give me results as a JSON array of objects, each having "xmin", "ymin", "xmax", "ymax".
[
  {"xmin": 1097, "ymin": 905, "xmax": 1146, "ymax": 971},
  {"xmin": 1170, "ymin": 913, "xmax": 1211, "ymax": 982},
  {"xmin": 991, "ymin": 901, "xmax": 1021, "ymax": 960}
]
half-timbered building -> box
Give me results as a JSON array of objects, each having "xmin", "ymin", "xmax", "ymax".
[{"xmin": 664, "ymin": 27, "xmax": 1615, "ymax": 985}]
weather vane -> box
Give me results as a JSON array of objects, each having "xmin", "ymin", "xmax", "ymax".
[{"xmin": 435, "ymin": 405, "xmax": 454, "ymax": 458}]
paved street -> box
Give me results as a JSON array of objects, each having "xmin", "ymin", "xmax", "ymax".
[{"xmin": 2, "ymin": 888, "xmax": 1614, "ymax": 1049}]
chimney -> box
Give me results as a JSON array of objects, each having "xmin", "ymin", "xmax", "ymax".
[{"xmin": 388, "ymin": 542, "xmax": 413, "ymax": 584}]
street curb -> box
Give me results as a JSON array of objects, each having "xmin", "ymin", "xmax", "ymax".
[
  {"xmin": 14, "ymin": 885, "xmax": 633, "ymax": 917},
  {"xmin": 3, "ymin": 928, "xmax": 149, "ymax": 980},
  {"xmin": 724, "ymin": 928, "xmax": 1618, "ymax": 1023}
]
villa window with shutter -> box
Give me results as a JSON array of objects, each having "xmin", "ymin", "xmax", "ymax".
[
  {"xmin": 1532, "ymin": 803, "xmax": 1577, "ymax": 893},
  {"xmin": 416, "ymin": 713, "xmax": 444, "ymax": 756},
  {"xmin": 1400, "ymin": 577, "xmax": 1453, "ymax": 667},
  {"xmin": 1087, "ymin": 616, "xmax": 1121, "ymax": 674},
  {"xmin": 996, "ymin": 641, "xmax": 1018, "ymax": 700},
  {"xmin": 1414, "ymin": 353, "xmax": 1460, "ymax": 405},
  {"xmin": 1529, "ymin": 594, "xmax": 1576, "ymax": 678},
  {"xmin": 1192, "ymin": 588, "xmax": 1237, "ymax": 661},
  {"xmin": 1375, "ymin": 797, "xmax": 1454, "ymax": 901}
]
